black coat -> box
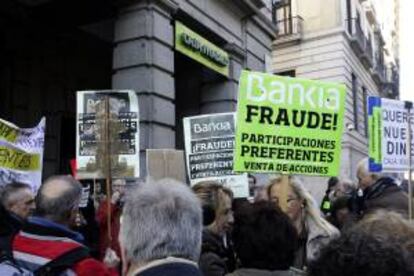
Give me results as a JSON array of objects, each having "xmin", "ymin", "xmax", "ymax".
[
  {"xmin": 0, "ymin": 205, "xmax": 23, "ymax": 256},
  {"xmin": 136, "ymin": 262, "xmax": 202, "ymax": 276},
  {"xmin": 199, "ymin": 229, "xmax": 236, "ymax": 276},
  {"xmin": 364, "ymin": 177, "xmax": 409, "ymax": 217}
]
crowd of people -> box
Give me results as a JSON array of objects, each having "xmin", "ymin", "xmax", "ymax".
[{"xmin": 0, "ymin": 157, "xmax": 413, "ymax": 275}]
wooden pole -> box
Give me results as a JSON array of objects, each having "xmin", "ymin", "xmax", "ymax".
[
  {"xmin": 93, "ymin": 178, "xmax": 97, "ymax": 207},
  {"xmin": 279, "ymin": 174, "xmax": 290, "ymax": 213},
  {"xmin": 105, "ymin": 95, "xmax": 112, "ymax": 242}
]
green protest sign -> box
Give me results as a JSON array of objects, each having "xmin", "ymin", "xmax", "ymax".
[
  {"xmin": 368, "ymin": 102, "xmax": 382, "ymax": 166},
  {"xmin": 234, "ymin": 71, "xmax": 346, "ymax": 176}
]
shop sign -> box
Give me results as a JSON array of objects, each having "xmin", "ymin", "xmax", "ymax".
[{"xmin": 175, "ymin": 21, "xmax": 230, "ymax": 77}]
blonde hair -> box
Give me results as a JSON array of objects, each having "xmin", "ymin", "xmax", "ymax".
[{"xmin": 267, "ymin": 175, "xmax": 337, "ymax": 236}]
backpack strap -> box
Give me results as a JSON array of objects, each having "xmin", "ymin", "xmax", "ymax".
[{"xmin": 34, "ymin": 246, "xmax": 90, "ymax": 276}]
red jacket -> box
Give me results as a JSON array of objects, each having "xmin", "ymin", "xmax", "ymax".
[
  {"xmin": 12, "ymin": 217, "xmax": 118, "ymax": 276},
  {"xmin": 97, "ymin": 200, "xmax": 122, "ymax": 260}
]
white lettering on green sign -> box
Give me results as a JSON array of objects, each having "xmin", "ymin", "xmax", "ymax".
[
  {"xmin": 181, "ymin": 33, "xmax": 229, "ymax": 67},
  {"xmin": 175, "ymin": 21, "xmax": 229, "ymax": 77},
  {"xmin": 234, "ymin": 71, "xmax": 346, "ymax": 177}
]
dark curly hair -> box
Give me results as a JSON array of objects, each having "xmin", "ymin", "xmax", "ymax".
[
  {"xmin": 308, "ymin": 229, "xmax": 413, "ymax": 276},
  {"xmin": 232, "ymin": 201, "xmax": 298, "ymax": 270}
]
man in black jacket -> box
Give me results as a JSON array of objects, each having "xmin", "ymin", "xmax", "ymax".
[{"xmin": 356, "ymin": 158, "xmax": 409, "ymax": 217}]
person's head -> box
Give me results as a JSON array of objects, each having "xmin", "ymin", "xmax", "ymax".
[
  {"xmin": 267, "ymin": 176, "xmax": 337, "ymax": 235},
  {"xmin": 353, "ymin": 210, "xmax": 414, "ymax": 256},
  {"xmin": 356, "ymin": 158, "xmax": 380, "ymax": 190},
  {"xmin": 0, "ymin": 183, "xmax": 35, "ymax": 219},
  {"xmin": 192, "ymin": 181, "xmax": 234, "ymax": 235},
  {"xmin": 330, "ymin": 196, "xmax": 351, "ymax": 230},
  {"xmin": 337, "ymin": 179, "xmax": 357, "ymax": 195},
  {"xmin": 112, "ymin": 178, "xmax": 126, "ymax": 201},
  {"xmin": 232, "ymin": 201, "xmax": 298, "ymax": 270},
  {"xmin": 267, "ymin": 176, "xmax": 304, "ymax": 222},
  {"xmin": 308, "ymin": 227, "xmax": 414, "ymax": 276},
  {"xmin": 112, "ymin": 178, "xmax": 126, "ymax": 192},
  {"xmin": 253, "ymin": 185, "xmax": 269, "ymax": 202},
  {"xmin": 248, "ymin": 174, "xmax": 257, "ymax": 197},
  {"xmin": 326, "ymin": 177, "xmax": 339, "ymax": 193},
  {"xmin": 119, "ymin": 178, "xmax": 202, "ymax": 270},
  {"xmin": 329, "ymin": 179, "xmax": 356, "ymax": 203},
  {"xmin": 35, "ymin": 175, "xmax": 82, "ymax": 226}
]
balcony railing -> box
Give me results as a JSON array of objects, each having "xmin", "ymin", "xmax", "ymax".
[
  {"xmin": 382, "ymin": 67, "xmax": 399, "ymax": 99},
  {"xmin": 275, "ymin": 16, "xmax": 303, "ymax": 38},
  {"xmin": 347, "ymin": 18, "xmax": 373, "ymax": 68},
  {"xmin": 360, "ymin": 38, "xmax": 373, "ymax": 68},
  {"xmin": 371, "ymin": 53, "xmax": 386, "ymax": 85},
  {"xmin": 348, "ymin": 18, "xmax": 365, "ymax": 55}
]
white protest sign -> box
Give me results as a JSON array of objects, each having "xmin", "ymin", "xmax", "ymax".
[
  {"xmin": 183, "ymin": 113, "xmax": 248, "ymax": 198},
  {"xmin": 76, "ymin": 90, "xmax": 140, "ymax": 179},
  {"xmin": 368, "ymin": 96, "xmax": 414, "ymax": 172},
  {"xmin": 79, "ymin": 186, "xmax": 91, "ymax": 208},
  {"xmin": 0, "ymin": 117, "xmax": 46, "ymax": 191}
]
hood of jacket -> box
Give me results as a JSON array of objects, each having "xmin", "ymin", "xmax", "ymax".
[{"xmin": 364, "ymin": 177, "xmax": 399, "ymax": 200}]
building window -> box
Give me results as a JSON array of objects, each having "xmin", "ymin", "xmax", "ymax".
[
  {"xmin": 276, "ymin": 70, "xmax": 296, "ymax": 77},
  {"xmin": 352, "ymin": 73, "xmax": 359, "ymax": 131},
  {"xmin": 362, "ymin": 87, "xmax": 368, "ymax": 137}
]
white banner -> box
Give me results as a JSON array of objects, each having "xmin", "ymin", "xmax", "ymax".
[
  {"xmin": 368, "ymin": 96, "xmax": 414, "ymax": 172},
  {"xmin": 183, "ymin": 113, "xmax": 248, "ymax": 198},
  {"xmin": 0, "ymin": 117, "xmax": 46, "ymax": 192},
  {"xmin": 76, "ymin": 90, "xmax": 140, "ymax": 179},
  {"xmin": 79, "ymin": 186, "xmax": 90, "ymax": 208}
]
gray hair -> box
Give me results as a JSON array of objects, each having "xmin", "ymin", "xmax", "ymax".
[
  {"xmin": 356, "ymin": 157, "xmax": 381, "ymax": 180},
  {"xmin": 340, "ymin": 178, "xmax": 357, "ymax": 194},
  {"xmin": 35, "ymin": 175, "xmax": 82, "ymax": 223},
  {"xmin": 119, "ymin": 178, "xmax": 202, "ymax": 263},
  {"xmin": 0, "ymin": 182, "xmax": 31, "ymax": 208}
]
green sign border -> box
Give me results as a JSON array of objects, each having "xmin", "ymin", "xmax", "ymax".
[
  {"xmin": 175, "ymin": 21, "xmax": 229, "ymax": 77},
  {"xmin": 233, "ymin": 70, "xmax": 346, "ymax": 177}
]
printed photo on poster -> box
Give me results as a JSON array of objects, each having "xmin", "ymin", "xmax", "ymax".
[{"xmin": 76, "ymin": 90, "xmax": 140, "ymax": 179}]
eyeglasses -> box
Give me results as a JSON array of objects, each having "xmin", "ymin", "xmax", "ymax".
[{"xmin": 271, "ymin": 197, "xmax": 299, "ymax": 205}]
